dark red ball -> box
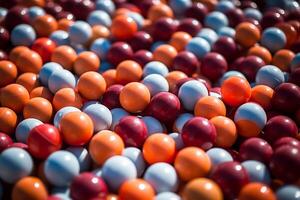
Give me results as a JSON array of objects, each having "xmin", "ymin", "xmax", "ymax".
[
  {"xmin": 289, "ymin": 68, "xmax": 300, "ymax": 86},
  {"xmin": 0, "ymin": 26, "xmax": 10, "ymax": 49},
  {"xmin": 4, "ymin": 6, "xmax": 30, "ymax": 31},
  {"xmin": 0, "ymin": 50, "xmax": 8, "ymax": 61},
  {"xmin": 235, "ymin": 55, "xmax": 265, "ymax": 82},
  {"xmin": 107, "ymin": 42, "xmax": 133, "ymax": 66},
  {"xmin": 184, "ymin": 2, "xmax": 208, "ymax": 23},
  {"xmin": 101, "ymin": 84, "xmax": 124, "ymax": 109},
  {"xmin": 31, "ymin": 38, "xmax": 57, "ymax": 63},
  {"xmin": 44, "ymin": 2, "xmax": 63, "ymax": 18},
  {"xmin": 10, "ymin": 142, "xmax": 28, "ymax": 150},
  {"xmin": 171, "ymin": 77, "xmax": 194, "ymax": 95},
  {"xmin": 0, "ymin": 133, "xmax": 13, "ymax": 152},
  {"xmin": 132, "ymin": 50, "xmax": 153, "ymax": 67},
  {"xmin": 273, "ymin": 137, "xmax": 300, "ymax": 150},
  {"xmin": 70, "ymin": 172, "xmax": 108, "ymax": 200},
  {"xmin": 286, "ymin": 9, "xmax": 300, "ymax": 21},
  {"xmin": 172, "ymin": 51, "xmax": 199, "ymax": 76},
  {"xmin": 239, "ymin": 137, "xmax": 273, "ymax": 164},
  {"xmin": 152, "ymin": 17, "xmax": 177, "ymax": 41},
  {"xmin": 225, "ymin": 8, "xmax": 245, "ymax": 28},
  {"xmin": 212, "ymin": 36, "xmax": 239, "ymax": 62},
  {"xmin": 114, "ymin": 116, "xmax": 148, "ymax": 147},
  {"xmin": 210, "ymin": 161, "xmax": 249, "ymax": 200},
  {"xmin": 261, "ymin": 11, "xmax": 284, "ymax": 29},
  {"xmin": 69, "ymin": 0, "xmax": 95, "ymax": 20},
  {"xmin": 177, "ymin": 18, "xmax": 202, "ymax": 37},
  {"xmin": 137, "ymin": 0, "xmax": 160, "ymax": 17},
  {"xmin": 129, "ymin": 31, "xmax": 153, "ymax": 51},
  {"xmin": 56, "ymin": 11, "xmax": 75, "ymax": 20},
  {"xmin": 182, "ymin": 117, "xmax": 216, "ymax": 150}
]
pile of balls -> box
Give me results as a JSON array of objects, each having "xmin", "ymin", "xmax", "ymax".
[{"xmin": 0, "ymin": 0, "xmax": 300, "ymax": 199}]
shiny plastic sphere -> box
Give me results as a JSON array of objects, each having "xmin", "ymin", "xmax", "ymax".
[
  {"xmin": 107, "ymin": 42, "xmax": 133, "ymax": 66},
  {"xmin": 66, "ymin": 147, "xmax": 91, "ymax": 172},
  {"xmin": 236, "ymin": 55, "xmax": 265, "ymax": 82},
  {"xmin": 28, "ymin": 6, "xmax": 45, "ymax": 22},
  {"xmin": 276, "ymin": 185, "xmax": 300, "ymax": 200},
  {"xmin": 238, "ymin": 183, "xmax": 276, "ymax": 200},
  {"xmin": 194, "ymin": 96, "xmax": 226, "ymax": 119},
  {"xmin": 0, "ymin": 60, "xmax": 18, "ymax": 87},
  {"xmin": 143, "ymin": 61, "xmax": 169, "ymax": 77},
  {"xmin": 261, "ymin": 27, "xmax": 286, "ymax": 53},
  {"xmin": 197, "ymin": 28, "xmax": 218, "ymax": 46},
  {"xmin": 148, "ymin": 3, "xmax": 174, "ymax": 22},
  {"xmin": 11, "ymin": 24, "xmax": 36, "ymax": 46},
  {"xmin": 69, "ymin": 21, "xmax": 92, "ymax": 45},
  {"xmin": 4, "ymin": 6, "xmax": 30, "ymax": 31},
  {"xmin": 186, "ymin": 37, "xmax": 210, "ymax": 59},
  {"xmin": 119, "ymin": 179, "xmax": 155, "ymax": 200},
  {"xmin": 272, "ymin": 49, "xmax": 295, "ymax": 71},
  {"xmin": 0, "ymin": 133, "xmax": 13, "ymax": 152},
  {"xmin": 172, "ymin": 51, "xmax": 199, "ymax": 76},
  {"xmin": 51, "ymin": 45, "xmax": 77, "ymax": 71},
  {"xmin": 53, "ymin": 106, "xmax": 80, "ymax": 128},
  {"xmin": 0, "ymin": 107, "xmax": 17, "ymax": 135},
  {"xmin": 122, "ymin": 147, "xmax": 146, "ymax": 177},
  {"xmin": 12, "ymin": 177, "xmax": 48, "ymax": 200},
  {"xmin": 111, "ymin": 15, "xmax": 137, "ymax": 40},
  {"xmin": 142, "ymin": 74, "xmax": 169, "ymax": 97},
  {"xmin": 0, "ymin": 148, "xmax": 33, "ymax": 184},
  {"xmin": 153, "ymin": 44, "xmax": 177, "ymax": 67},
  {"xmin": 48, "ymin": 69, "xmax": 76, "ymax": 93},
  {"xmin": 241, "ymin": 160, "xmax": 271, "ymax": 184},
  {"xmin": 52, "ymin": 87, "xmax": 83, "ymax": 111},
  {"xmin": 16, "ymin": 72, "xmax": 40, "ymax": 93},
  {"xmin": 255, "ymin": 65, "xmax": 285, "ymax": 89},
  {"xmin": 204, "ymin": 11, "xmax": 228, "ymax": 31},
  {"xmin": 87, "ymin": 10, "xmax": 111, "ymax": 27},
  {"xmin": 101, "ymin": 84, "xmax": 123, "ymax": 109},
  {"xmin": 33, "ymin": 14, "xmax": 57, "ymax": 37},
  {"xmin": 16, "ymin": 49, "xmax": 43, "ymax": 74},
  {"xmin": 169, "ymin": 32, "xmax": 192, "ymax": 52},
  {"xmin": 212, "ymin": 36, "xmax": 238, "ymax": 62},
  {"xmin": 173, "ymin": 113, "xmax": 193, "ymax": 133},
  {"xmin": 44, "ymin": 150, "xmax": 80, "ymax": 187},
  {"xmin": 116, "ymin": 60, "xmax": 143, "ymax": 85},
  {"xmin": 74, "ymin": 51, "xmax": 100, "ymax": 76},
  {"xmin": 273, "ymin": 137, "xmax": 300, "ymax": 150},
  {"xmin": 201, "ymin": 52, "xmax": 227, "ymax": 82},
  {"xmin": 110, "ymin": 108, "xmax": 129, "ymax": 131},
  {"xmin": 0, "ymin": 26, "xmax": 10, "ymax": 49},
  {"xmin": 90, "ymin": 38, "xmax": 111, "ymax": 60},
  {"xmin": 152, "ymin": 17, "xmax": 177, "ymax": 41},
  {"xmin": 250, "ymin": 85, "xmax": 274, "ymax": 110},
  {"xmin": 31, "ymin": 38, "xmax": 56, "ymax": 63},
  {"xmin": 248, "ymin": 45, "xmax": 272, "ymax": 64},
  {"xmin": 142, "ymin": 116, "xmax": 164, "ymax": 136},
  {"xmin": 23, "ymin": 97, "xmax": 53, "ymax": 123},
  {"xmin": 207, "ymin": 147, "xmax": 233, "ymax": 167},
  {"xmin": 133, "ymin": 50, "xmax": 153, "ymax": 67},
  {"xmin": 15, "ymin": 118, "xmax": 43, "ymax": 143},
  {"xmin": 39, "ymin": 63, "xmax": 63, "ymax": 87}
]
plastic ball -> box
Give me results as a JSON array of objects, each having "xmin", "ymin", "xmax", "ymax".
[
  {"xmin": 51, "ymin": 45, "xmax": 77, "ymax": 71},
  {"xmin": 11, "ymin": 24, "xmax": 36, "ymax": 46},
  {"xmin": 153, "ymin": 44, "xmax": 177, "ymax": 67},
  {"xmin": 156, "ymin": 192, "xmax": 181, "ymax": 200},
  {"xmin": 172, "ymin": 51, "xmax": 199, "ymax": 76},
  {"xmin": 73, "ymin": 51, "xmax": 100, "ymax": 76},
  {"xmin": 144, "ymin": 162, "xmax": 178, "ymax": 193},
  {"xmin": 15, "ymin": 118, "xmax": 43, "ymax": 143},
  {"xmin": 276, "ymin": 185, "xmax": 300, "ymax": 200},
  {"xmin": 119, "ymin": 179, "xmax": 155, "ymax": 200},
  {"xmin": 4, "ymin": 6, "xmax": 30, "ymax": 31},
  {"xmin": 126, "ymin": 12, "xmax": 144, "ymax": 30},
  {"xmin": 152, "ymin": 17, "xmax": 177, "ymax": 41},
  {"xmin": 0, "ymin": 148, "xmax": 33, "ymax": 184},
  {"xmin": 107, "ymin": 42, "xmax": 133, "ymax": 66},
  {"xmin": 185, "ymin": 37, "xmax": 211, "ymax": 59},
  {"xmin": 204, "ymin": 11, "xmax": 228, "ymax": 31},
  {"xmin": 255, "ymin": 65, "xmax": 285, "ymax": 89},
  {"xmin": 261, "ymin": 27, "xmax": 286, "ymax": 53},
  {"xmin": 69, "ymin": 21, "xmax": 92, "ymax": 45},
  {"xmin": 272, "ymin": 49, "xmax": 295, "ymax": 71},
  {"xmin": 44, "ymin": 150, "xmax": 80, "ymax": 187},
  {"xmin": 235, "ymin": 22, "xmax": 260, "ymax": 48},
  {"xmin": 273, "ymin": 137, "xmax": 300, "ymax": 150},
  {"xmin": 196, "ymin": 28, "xmax": 218, "ymax": 46},
  {"xmin": 148, "ymin": 3, "xmax": 174, "ymax": 22},
  {"xmin": 90, "ymin": 38, "xmax": 111, "ymax": 60},
  {"xmin": 194, "ymin": 96, "xmax": 226, "ymax": 119},
  {"xmin": 142, "ymin": 74, "xmax": 169, "ymax": 97},
  {"xmin": 28, "ymin": 6, "xmax": 45, "ymax": 22},
  {"xmin": 23, "ymin": 97, "xmax": 53, "ymax": 123},
  {"xmin": 60, "ymin": 111, "xmax": 93, "ymax": 146},
  {"xmin": 89, "ymin": 130, "xmax": 124, "ymax": 166},
  {"xmin": 0, "ymin": 60, "xmax": 18, "ymax": 87},
  {"xmin": 133, "ymin": 50, "xmax": 153, "ymax": 67},
  {"xmin": 16, "ymin": 49, "xmax": 43, "ymax": 74},
  {"xmin": 48, "ymin": 69, "xmax": 76, "ymax": 93},
  {"xmin": 31, "ymin": 38, "xmax": 56, "ymax": 63},
  {"xmin": 122, "ymin": 147, "xmax": 146, "ymax": 177},
  {"xmin": 12, "ymin": 177, "xmax": 48, "ymax": 200},
  {"xmin": 53, "ymin": 88, "xmax": 82, "ymax": 111},
  {"xmin": 0, "ymin": 107, "xmax": 17, "ymax": 135},
  {"xmin": 15, "ymin": 72, "xmax": 39, "ymax": 93},
  {"xmin": 66, "ymin": 147, "xmax": 91, "ymax": 172},
  {"xmin": 0, "ymin": 133, "xmax": 13, "ymax": 152},
  {"xmin": 241, "ymin": 160, "xmax": 271, "ymax": 184},
  {"xmin": 213, "ymin": 36, "xmax": 239, "ymax": 62},
  {"xmin": 238, "ymin": 183, "xmax": 276, "ymax": 200},
  {"xmin": 143, "ymin": 61, "xmax": 169, "ymax": 77},
  {"xmin": 201, "ymin": 52, "xmax": 228, "ymax": 82},
  {"xmin": 250, "ymin": 85, "xmax": 274, "ymax": 110},
  {"xmin": 50, "ymin": 30, "xmax": 69, "ymax": 46},
  {"xmin": 33, "ymin": 14, "xmax": 57, "ymax": 37},
  {"xmin": 116, "ymin": 60, "xmax": 143, "ymax": 85},
  {"xmin": 87, "ymin": 10, "xmax": 111, "ymax": 27},
  {"xmin": 102, "ymin": 155, "xmax": 137, "ymax": 192},
  {"xmin": 182, "ymin": 178, "xmax": 223, "ymax": 200},
  {"xmin": 169, "ymin": 32, "xmax": 192, "ymax": 52},
  {"xmin": 173, "ymin": 113, "xmax": 193, "ymax": 133},
  {"xmin": 248, "ymin": 45, "xmax": 272, "ymax": 65},
  {"xmin": 110, "ymin": 108, "xmax": 129, "ymax": 130},
  {"xmin": 207, "ymin": 147, "xmax": 233, "ymax": 167},
  {"xmin": 101, "ymin": 84, "xmax": 123, "ymax": 109},
  {"xmin": 141, "ymin": 116, "xmax": 164, "ymax": 136},
  {"xmin": 53, "ymin": 106, "xmax": 80, "ymax": 128}
]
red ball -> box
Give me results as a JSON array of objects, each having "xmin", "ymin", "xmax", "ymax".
[
  {"xmin": 182, "ymin": 117, "xmax": 217, "ymax": 150},
  {"xmin": 129, "ymin": 31, "xmax": 153, "ymax": 51},
  {"xmin": 184, "ymin": 3, "xmax": 208, "ymax": 23},
  {"xmin": 28, "ymin": 124, "xmax": 62, "ymax": 159},
  {"xmin": 132, "ymin": 50, "xmax": 153, "ymax": 67},
  {"xmin": 235, "ymin": 55, "xmax": 265, "ymax": 82},
  {"xmin": 70, "ymin": 172, "xmax": 108, "ymax": 200},
  {"xmin": 177, "ymin": 18, "xmax": 201, "ymax": 37},
  {"xmin": 31, "ymin": 38, "xmax": 56, "ymax": 63},
  {"xmin": 0, "ymin": 26, "xmax": 10, "ymax": 49},
  {"xmin": 107, "ymin": 42, "xmax": 133, "ymax": 66},
  {"xmin": 114, "ymin": 116, "xmax": 148, "ymax": 148},
  {"xmin": 210, "ymin": 161, "xmax": 249, "ymax": 200},
  {"xmin": 5, "ymin": 6, "xmax": 30, "ymax": 31},
  {"xmin": 289, "ymin": 68, "xmax": 300, "ymax": 86},
  {"xmin": 212, "ymin": 36, "xmax": 239, "ymax": 62},
  {"xmin": 152, "ymin": 17, "xmax": 177, "ymax": 41},
  {"xmin": 101, "ymin": 84, "xmax": 123, "ymax": 110},
  {"xmin": 273, "ymin": 137, "xmax": 300, "ymax": 150},
  {"xmin": 261, "ymin": 10, "xmax": 284, "ymax": 29},
  {"xmin": 0, "ymin": 132, "xmax": 13, "ymax": 152},
  {"xmin": 225, "ymin": 8, "xmax": 245, "ymax": 28},
  {"xmin": 172, "ymin": 51, "xmax": 199, "ymax": 76}
]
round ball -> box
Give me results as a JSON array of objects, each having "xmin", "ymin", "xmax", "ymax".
[
  {"xmin": 12, "ymin": 177, "xmax": 48, "ymax": 200},
  {"xmin": 0, "ymin": 60, "xmax": 18, "ymax": 87},
  {"xmin": 0, "ymin": 107, "xmax": 18, "ymax": 135},
  {"xmin": 52, "ymin": 88, "xmax": 82, "ymax": 111},
  {"xmin": 238, "ymin": 183, "xmax": 276, "ymax": 200},
  {"xmin": 119, "ymin": 179, "xmax": 155, "ymax": 200},
  {"xmin": 23, "ymin": 97, "xmax": 53, "ymax": 123},
  {"xmin": 116, "ymin": 60, "xmax": 143, "ymax": 85},
  {"xmin": 73, "ymin": 51, "xmax": 100, "ymax": 76},
  {"xmin": 15, "ymin": 118, "xmax": 43, "ymax": 143},
  {"xmin": 194, "ymin": 96, "xmax": 226, "ymax": 119}
]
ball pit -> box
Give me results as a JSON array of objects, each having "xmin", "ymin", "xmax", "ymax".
[{"xmin": 0, "ymin": 0, "xmax": 299, "ymax": 199}]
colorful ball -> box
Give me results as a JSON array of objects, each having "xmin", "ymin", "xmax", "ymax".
[
  {"xmin": 48, "ymin": 69, "xmax": 76, "ymax": 93},
  {"xmin": 156, "ymin": 192, "xmax": 181, "ymax": 200},
  {"xmin": 201, "ymin": 52, "xmax": 228, "ymax": 82},
  {"xmin": 116, "ymin": 60, "xmax": 143, "ymax": 85},
  {"xmin": 15, "ymin": 118, "xmax": 43, "ymax": 143},
  {"xmin": 69, "ymin": 21, "xmax": 92, "ymax": 45},
  {"xmin": 83, "ymin": 103, "xmax": 111, "ymax": 132},
  {"xmin": 11, "ymin": 24, "xmax": 36, "ymax": 46},
  {"xmin": 0, "ymin": 107, "xmax": 17, "ymax": 135},
  {"xmin": 142, "ymin": 116, "xmax": 164, "ymax": 136},
  {"xmin": 153, "ymin": 44, "xmax": 178, "ymax": 67},
  {"xmin": 51, "ymin": 45, "xmax": 77, "ymax": 71},
  {"xmin": 235, "ymin": 22, "xmax": 260, "ymax": 48},
  {"xmin": 272, "ymin": 49, "xmax": 295, "ymax": 71},
  {"xmin": 276, "ymin": 185, "xmax": 300, "ymax": 200},
  {"xmin": 255, "ymin": 65, "xmax": 285, "ymax": 89},
  {"xmin": 87, "ymin": 10, "xmax": 111, "ymax": 27},
  {"xmin": 261, "ymin": 27, "xmax": 286, "ymax": 53},
  {"xmin": 0, "ymin": 133, "xmax": 13, "ymax": 152},
  {"xmin": 49, "ymin": 30, "xmax": 69, "ymax": 46},
  {"xmin": 66, "ymin": 147, "xmax": 91, "ymax": 172},
  {"xmin": 241, "ymin": 160, "xmax": 271, "ymax": 184},
  {"xmin": 119, "ymin": 179, "xmax": 155, "ymax": 200},
  {"xmin": 238, "ymin": 183, "xmax": 276, "ymax": 200},
  {"xmin": 194, "ymin": 96, "xmax": 226, "ymax": 119},
  {"xmin": 110, "ymin": 108, "xmax": 129, "ymax": 130},
  {"xmin": 143, "ymin": 61, "xmax": 169, "ymax": 77},
  {"xmin": 0, "ymin": 60, "xmax": 18, "ymax": 87},
  {"xmin": 122, "ymin": 147, "xmax": 146, "ymax": 177},
  {"xmin": 204, "ymin": 11, "xmax": 228, "ymax": 31},
  {"xmin": 33, "ymin": 14, "xmax": 57, "ymax": 37},
  {"xmin": 206, "ymin": 147, "xmax": 233, "ymax": 167},
  {"xmin": 142, "ymin": 74, "xmax": 169, "ymax": 97},
  {"xmin": 52, "ymin": 88, "xmax": 83, "ymax": 111},
  {"xmin": 185, "ymin": 37, "xmax": 211, "ymax": 59},
  {"xmin": 250, "ymin": 85, "xmax": 274, "ymax": 110},
  {"xmin": 173, "ymin": 113, "xmax": 193, "ymax": 133},
  {"xmin": 53, "ymin": 106, "xmax": 80, "ymax": 128},
  {"xmin": 23, "ymin": 97, "xmax": 53, "ymax": 123},
  {"xmin": 12, "ymin": 177, "xmax": 48, "ymax": 200},
  {"xmin": 90, "ymin": 38, "xmax": 111, "ymax": 60},
  {"xmin": 111, "ymin": 15, "xmax": 137, "ymax": 40}
]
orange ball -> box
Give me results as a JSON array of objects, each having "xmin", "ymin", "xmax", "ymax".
[
  {"xmin": 33, "ymin": 14, "xmax": 58, "ymax": 37},
  {"xmin": 77, "ymin": 71, "xmax": 106, "ymax": 100},
  {"xmin": 221, "ymin": 76, "xmax": 251, "ymax": 107},
  {"xmin": 30, "ymin": 86, "xmax": 54, "ymax": 102},
  {"xmin": 23, "ymin": 97, "xmax": 53, "ymax": 123},
  {"xmin": 60, "ymin": 111, "xmax": 94, "ymax": 146},
  {"xmin": 57, "ymin": 18, "xmax": 74, "ymax": 31},
  {"xmin": 116, "ymin": 60, "xmax": 143, "ymax": 85},
  {"xmin": 238, "ymin": 183, "xmax": 276, "ymax": 200},
  {"xmin": 0, "ymin": 83, "xmax": 30, "ymax": 113},
  {"xmin": 194, "ymin": 96, "xmax": 226, "ymax": 119},
  {"xmin": 276, "ymin": 22, "xmax": 298, "ymax": 48},
  {"xmin": 12, "ymin": 177, "xmax": 48, "ymax": 200},
  {"xmin": 16, "ymin": 72, "xmax": 40, "ymax": 92},
  {"xmin": 102, "ymin": 69, "xmax": 117, "ymax": 87},
  {"xmin": 89, "ymin": 130, "xmax": 124, "ymax": 165},
  {"xmin": 210, "ymin": 116, "xmax": 237, "ymax": 148},
  {"xmin": 119, "ymin": 179, "xmax": 155, "ymax": 200},
  {"xmin": 148, "ymin": 3, "xmax": 173, "ymax": 22},
  {"xmin": 0, "ymin": 107, "xmax": 17, "ymax": 135},
  {"xmin": 74, "ymin": 51, "xmax": 100, "ymax": 76},
  {"xmin": 198, "ymin": 0, "xmax": 217, "ymax": 11},
  {"xmin": 16, "ymin": 50, "xmax": 43, "ymax": 74},
  {"xmin": 51, "ymin": 45, "xmax": 77, "ymax": 71},
  {"xmin": 174, "ymin": 147, "xmax": 211, "ymax": 181},
  {"xmin": 0, "ymin": 60, "xmax": 18, "ymax": 87},
  {"xmin": 183, "ymin": 178, "xmax": 223, "ymax": 200},
  {"xmin": 153, "ymin": 44, "xmax": 177, "ymax": 67},
  {"xmin": 248, "ymin": 45, "xmax": 272, "ymax": 64},
  {"xmin": 169, "ymin": 31, "xmax": 192, "ymax": 52},
  {"xmin": 119, "ymin": 82, "xmax": 151, "ymax": 113},
  {"xmin": 91, "ymin": 25, "xmax": 110, "ymax": 40},
  {"xmin": 272, "ymin": 49, "xmax": 295, "ymax": 71},
  {"xmin": 235, "ymin": 22, "xmax": 260, "ymax": 48},
  {"xmin": 250, "ymin": 85, "xmax": 274, "ymax": 110},
  {"xmin": 52, "ymin": 88, "xmax": 83, "ymax": 111},
  {"xmin": 106, "ymin": 194, "xmax": 118, "ymax": 200},
  {"xmin": 111, "ymin": 15, "xmax": 137, "ymax": 40},
  {"xmin": 9, "ymin": 46, "xmax": 31, "ymax": 64},
  {"xmin": 166, "ymin": 71, "xmax": 188, "ymax": 91},
  {"xmin": 143, "ymin": 133, "xmax": 176, "ymax": 164}
]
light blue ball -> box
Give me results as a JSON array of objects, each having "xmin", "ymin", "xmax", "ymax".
[
  {"xmin": 71, "ymin": 43, "xmax": 87, "ymax": 54},
  {"xmin": 111, "ymin": 108, "xmax": 129, "ymax": 130},
  {"xmin": 82, "ymin": 101, "xmax": 99, "ymax": 110},
  {"xmin": 11, "ymin": 24, "xmax": 36, "ymax": 46},
  {"xmin": 88, "ymin": 10, "xmax": 111, "ymax": 27},
  {"xmin": 218, "ymin": 26, "xmax": 235, "ymax": 38},
  {"xmin": 102, "ymin": 155, "xmax": 137, "ymax": 192},
  {"xmin": 90, "ymin": 38, "xmax": 111, "ymax": 59},
  {"xmin": 143, "ymin": 61, "xmax": 169, "ymax": 77},
  {"xmin": 151, "ymin": 41, "xmax": 166, "ymax": 52},
  {"xmin": 169, "ymin": 132, "xmax": 184, "ymax": 151},
  {"xmin": 244, "ymin": 8, "xmax": 262, "ymax": 21},
  {"xmin": 83, "ymin": 103, "xmax": 112, "ymax": 132},
  {"xmin": 93, "ymin": 168, "xmax": 102, "ymax": 177},
  {"xmin": 0, "ymin": 8, "xmax": 7, "ymax": 22},
  {"xmin": 204, "ymin": 11, "xmax": 229, "ymax": 31},
  {"xmin": 144, "ymin": 162, "xmax": 179, "ymax": 193},
  {"xmin": 39, "ymin": 62, "xmax": 63, "ymax": 86},
  {"xmin": 206, "ymin": 148, "xmax": 233, "ymax": 167},
  {"xmin": 156, "ymin": 192, "xmax": 181, "ymax": 200},
  {"xmin": 255, "ymin": 65, "xmax": 285, "ymax": 88},
  {"xmin": 50, "ymin": 30, "xmax": 69, "ymax": 46},
  {"xmin": 122, "ymin": 147, "xmax": 146, "ymax": 177},
  {"xmin": 127, "ymin": 12, "xmax": 144, "ymax": 30},
  {"xmin": 276, "ymin": 185, "xmax": 300, "ymax": 200},
  {"xmin": 261, "ymin": 28, "xmax": 286, "ymax": 53},
  {"xmin": 69, "ymin": 21, "xmax": 92, "ymax": 45},
  {"xmin": 28, "ymin": 6, "xmax": 45, "ymax": 22},
  {"xmin": 241, "ymin": 160, "xmax": 271, "ymax": 184},
  {"xmin": 44, "ymin": 150, "xmax": 80, "ymax": 187},
  {"xmin": 96, "ymin": 0, "xmax": 115, "ymax": 15},
  {"xmin": 285, "ymin": 1, "xmax": 300, "ymax": 11},
  {"xmin": 0, "ymin": 148, "xmax": 33, "ymax": 183},
  {"xmin": 15, "ymin": 118, "xmax": 43, "ymax": 143},
  {"xmin": 178, "ymin": 80, "xmax": 209, "ymax": 110},
  {"xmin": 142, "ymin": 74, "xmax": 169, "ymax": 96},
  {"xmin": 169, "ymin": 0, "xmax": 192, "ymax": 15},
  {"xmin": 66, "ymin": 147, "xmax": 91, "ymax": 172},
  {"xmin": 48, "ymin": 69, "xmax": 76, "ymax": 93},
  {"xmin": 142, "ymin": 116, "xmax": 164, "ymax": 136},
  {"xmin": 291, "ymin": 53, "xmax": 300, "ymax": 71},
  {"xmin": 174, "ymin": 113, "xmax": 194, "ymax": 133},
  {"xmin": 53, "ymin": 106, "xmax": 81, "ymax": 128},
  {"xmin": 215, "ymin": 1, "xmax": 235, "ymax": 13},
  {"xmin": 186, "ymin": 37, "xmax": 211, "ymax": 59},
  {"xmin": 219, "ymin": 70, "xmax": 246, "ymax": 86},
  {"xmin": 197, "ymin": 28, "xmax": 218, "ymax": 46}
]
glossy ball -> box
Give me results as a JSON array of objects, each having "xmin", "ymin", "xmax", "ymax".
[
  {"xmin": 248, "ymin": 45, "xmax": 272, "ymax": 65},
  {"xmin": 11, "ymin": 24, "xmax": 36, "ymax": 46},
  {"xmin": 250, "ymin": 85, "xmax": 274, "ymax": 110},
  {"xmin": 4, "ymin": 6, "xmax": 30, "ymax": 31},
  {"xmin": 0, "ymin": 60, "xmax": 18, "ymax": 87},
  {"xmin": 197, "ymin": 28, "xmax": 218, "ymax": 46},
  {"xmin": 186, "ymin": 37, "xmax": 210, "ymax": 59},
  {"xmin": 0, "ymin": 26, "xmax": 10, "ymax": 49},
  {"xmin": 152, "ymin": 17, "xmax": 177, "ymax": 41},
  {"xmin": 74, "ymin": 51, "xmax": 100, "ymax": 76},
  {"xmin": 119, "ymin": 179, "xmax": 155, "ymax": 200},
  {"xmin": 261, "ymin": 28, "xmax": 286, "ymax": 53},
  {"xmin": 276, "ymin": 185, "xmax": 300, "ymax": 200},
  {"xmin": 48, "ymin": 69, "xmax": 76, "ymax": 93},
  {"xmin": 51, "ymin": 45, "xmax": 77, "ymax": 71},
  {"xmin": 147, "ymin": 3, "xmax": 174, "ymax": 22},
  {"xmin": 110, "ymin": 108, "xmax": 129, "ymax": 130},
  {"xmin": 0, "ymin": 107, "xmax": 17, "ymax": 135},
  {"xmin": 53, "ymin": 106, "xmax": 80, "ymax": 128},
  {"xmin": 31, "ymin": 38, "xmax": 56, "ymax": 63},
  {"xmin": 194, "ymin": 96, "xmax": 226, "ymax": 119},
  {"xmin": 173, "ymin": 113, "xmax": 193, "ymax": 133},
  {"xmin": 116, "ymin": 60, "xmax": 143, "ymax": 85},
  {"xmin": 241, "ymin": 160, "xmax": 271, "ymax": 184},
  {"xmin": 272, "ymin": 49, "xmax": 295, "ymax": 71},
  {"xmin": 142, "ymin": 74, "xmax": 169, "ymax": 97},
  {"xmin": 23, "ymin": 97, "xmax": 53, "ymax": 123},
  {"xmin": 15, "ymin": 118, "xmax": 42, "ymax": 144},
  {"xmin": 52, "ymin": 88, "xmax": 82, "ymax": 111},
  {"xmin": 207, "ymin": 148, "xmax": 233, "ymax": 167},
  {"xmin": 12, "ymin": 177, "xmax": 48, "ymax": 200},
  {"xmin": 172, "ymin": 51, "xmax": 199, "ymax": 76},
  {"xmin": 66, "ymin": 147, "xmax": 91, "ymax": 172},
  {"xmin": 204, "ymin": 11, "xmax": 228, "ymax": 31},
  {"xmin": 236, "ymin": 55, "xmax": 265, "ymax": 82},
  {"xmin": 107, "ymin": 42, "xmax": 133, "ymax": 66},
  {"xmin": 201, "ymin": 52, "xmax": 228, "ymax": 82},
  {"xmin": 101, "ymin": 84, "xmax": 123, "ymax": 109},
  {"xmin": 153, "ymin": 44, "xmax": 177, "ymax": 67},
  {"xmin": 255, "ymin": 65, "xmax": 285, "ymax": 89},
  {"xmin": 143, "ymin": 61, "xmax": 169, "ymax": 77},
  {"xmin": 169, "ymin": 32, "xmax": 192, "ymax": 52},
  {"xmin": 87, "ymin": 10, "xmax": 111, "ymax": 27},
  {"xmin": 122, "ymin": 147, "xmax": 146, "ymax": 177},
  {"xmin": 69, "ymin": 21, "xmax": 92, "ymax": 45},
  {"xmin": 111, "ymin": 15, "xmax": 137, "ymax": 40},
  {"xmin": 16, "ymin": 72, "xmax": 39, "ymax": 93},
  {"xmin": 238, "ymin": 183, "xmax": 276, "ymax": 200},
  {"xmin": 133, "ymin": 50, "xmax": 153, "ymax": 67},
  {"xmin": 16, "ymin": 49, "xmax": 43, "ymax": 74},
  {"xmin": 212, "ymin": 36, "xmax": 238, "ymax": 62},
  {"xmin": 33, "ymin": 14, "xmax": 57, "ymax": 37}
]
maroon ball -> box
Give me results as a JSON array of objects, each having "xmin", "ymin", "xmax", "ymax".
[
  {"xmin": 0, "ymin": 50, "xmax": 8, "ymax": 61},
  {"xmin": 44, "ymin": 2, "xmax": 63, "ymax": 18},
  {"xmin": 177, "ymin": 18, "xmax": 202, "ymax": 37},
  {"xmin": 181, "ymin": 117, "xmax": 216, "ymax": 150},
  {"xmin": 229, "ymin": 56, "xmax": 245, "ymax": 70},
  {"xmin": 4, "ymin": 6, "xmax": 30, "ymax": 31},
  {"xmin": 171, "ymin": 77, "xmax": 194, "ymax": 95},
  {"xmin": 129, "ymin": 31, "xmax": 153, "ymax": 51},
  {"xmin": 210, "ymin": 161, "xmax": 249, "ymax": 200},
  {"xmin": 132, "ymin": 50, "xmax": 153, "ymax": 67},
  {"xmin": 69, "ymin": 0, "xmax": 95, "ymax": 20},
  {"xmin": 225, "ymin": 8, "xmax": 245, "ymax": 28},
  {"xmin": 70, "ymin": 172, "xmax": 108, "ymax": 200},
  {"xmin": 152, "ymin": 17, "xmax": 177, "ymax": 41},
  {"xmin": 107, "ymin": 42, "xmax": 133, "ymax": 66},
  {"xmin": 289, "ymin": 68, "xmax": 300, "ymax": 86},
  {"xmin": 137, "ymin": 0, "xmax": 160, "ymax": 17},
  {"xmin": 239, "ymin": 137, "xmax": 273, "ymax": 164},
  {"xmin": 243, "ymin": 18, "xmax": 261, "ymax": 29},
  {"xmin": 263, "ymin": 115, "xmax": 298, "ymax": 144},
  {"xmin": 172, "ymin": 51, "xmax": 199, "ymax": 76},
  {"xmin": 290, "ymin": 39, "xmax": 300, "ymax": 54},
  {"xmin": 261, "ymin": 11, "xmax": 284, "ymax": 30},
  {"xmin": 0, "ymin": 133, "xmax": 13, "ymax": 152},
  {"xmin": 286, "ymin": 9, "xmax": 300, "ymax": 21},
  {"xmin": 270, "ymin": 146, "xmax": 300, "ymax": 183},
  {"xmin": 101, "ymin": 84, "xmax": 123, "ymax": 109},
  {"xmin": 185, "ymin": 2, "xmax": 208, "ymax": 23},
  {"xmin": 212, "ymin": 36, "xmax": 239, "ymax": 62},
  {"xmin": 200, "ymin": 52, "xmax": 228, "ymax": 82},
  {"xmin": 235, "ymin": 55, "xmax": 265, "ymax": 81},
  {"xmin": 240, "ymin": 1, "xmax": 258, "ymax": 9},
  {"xmin": 271, "ymin": 83, "xmax": 300, "ymax": 114},
  {"xmin": 56, "ymin": 11, "xmax": 75, "ymax": 20},
  {"xmin": 273, "ymin": 137, "xmax": 300, "ymax": 150},
  {"xmin": 0, "ymin": 26, "xmax": 9, "ymax": 49},
  {"xmin": 145, "ymin": 92, "xmax": 181, "ymax": 124},
  {"xmin": 114, "ymin": 116, "xmax": 148, "ymax": 147}
]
